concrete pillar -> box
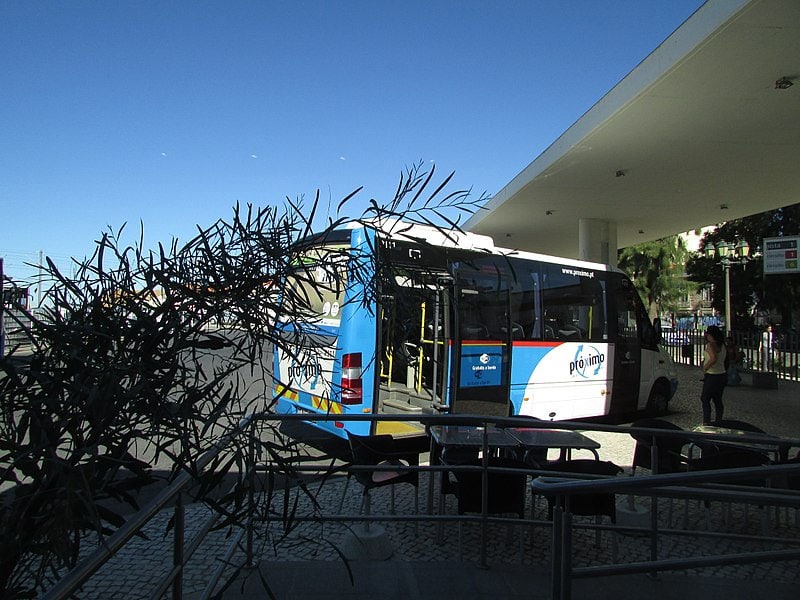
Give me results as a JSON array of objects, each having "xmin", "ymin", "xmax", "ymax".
[{"xmin": 578, "ymin": 219, "xmax": 618, "ymax": 266}]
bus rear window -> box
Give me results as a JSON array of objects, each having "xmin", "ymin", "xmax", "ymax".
[{"xmin": 284, "ymin": 244, "xmax": 348, "ymax": 326}]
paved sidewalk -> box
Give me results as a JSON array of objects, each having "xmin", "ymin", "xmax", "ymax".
[
  {"xmin": 213, "ymin": 469, "xmax": 800, "ymax": 600},
  {"xmin": 63, "ymin": 365, "xmax": 800, "ymax": 599},
  {"xmin": 213, "ymin": 365, "xmax": 800, "ymax": 600},
  {"xmin": 220, "ymin": 560, "xmax": 798, "ymax": 600}
]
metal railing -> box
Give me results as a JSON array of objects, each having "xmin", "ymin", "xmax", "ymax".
[
  {"xmin": 41, "ymin": 414, "xmax": 261, "ymax": 600},
  {"xmin": 535, "ymin": 463, "xmax": 800, "ymax": 599},
  {"xmin": 38, "ymin": 413, "xmax": 800, "ymax": 600},
  {"xmin": 661, "ymin": 327, "xmax": 800, "ymax": 382}
]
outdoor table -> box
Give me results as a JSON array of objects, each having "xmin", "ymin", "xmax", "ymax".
[
  {"xmin": 427, "ymin": 425, "xmax": 520, "ymax": 508},
  {"xmin": 428, "ymin": 424, "xmax": 521, "ymax": 479},
  {"xmin": 428, "ymin": 425, "xmax": 520, "ymax": 450},
  {"xmin": 689, "ymin": 425, "xmax": 786, "ymax": 462},
  {"xmin": 505, "ymin": 427, "xmax": 601, "ymax": 462},
  {"xmin": 427, "ymin": 425, "xmax": 524, "ymax": 563},
  {"xmin": 686, "ymin": 425, "xmax": 793, "ymax": 536},
  {"xmin": 425, "ymin": 425, "xmax": 520, "ymax": 513}
]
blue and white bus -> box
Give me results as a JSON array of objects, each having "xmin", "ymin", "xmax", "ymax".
[{"xmin": 274, "ymin": 220, "xmax": 677, "ymax": 439}]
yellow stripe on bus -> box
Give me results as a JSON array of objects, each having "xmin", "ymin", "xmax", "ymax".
[
  {"xmin": 312, "ymin": 396, "xmax": 343, "ymax": 414},
  {"xmin": 276, "ymin": 385, "xmax": 345, "ymax": 415},
  {"xmin": 274, "ymin": 385, "xmax": 299, "ymax": 402}
]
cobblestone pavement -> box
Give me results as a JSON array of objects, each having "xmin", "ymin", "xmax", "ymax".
[
  {"xmin": 239, "ymin": 467, "xmax": 800, "ymax": 578},
  {"xmin": 55, "ymin": 365, "xmax": 800, "ymax": 598},
  {"xmin": 69, "ymin": 471, "xmax": 800, "ymax": 599}
]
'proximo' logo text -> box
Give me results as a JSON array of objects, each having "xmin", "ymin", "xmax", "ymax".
[
  {"xmin": 289, "ymin": 361, "xmax": 322, "ymax": 386},
  {"xmin": 569, "ymin": 345, "xmax": 605, "ymax": 378}
]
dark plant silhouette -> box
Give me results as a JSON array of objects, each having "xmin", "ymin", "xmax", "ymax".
[{"xmin": 0, "ymin": 162, "xmax": 483, "ymax": 597}]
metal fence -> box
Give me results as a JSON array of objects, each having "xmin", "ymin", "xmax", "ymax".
[
  {"xmin": 2, "ymin": 309, "xmax": 31, "ymax": 348},
  {"xmin": 0, "ymin": 307, "xmax": 49, "ymax": 356},
  {"xmin": 661, "ymin": 328, "xmax": 800, "ymax": 382}
]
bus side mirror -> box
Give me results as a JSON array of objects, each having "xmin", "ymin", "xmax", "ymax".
[{"xmin": 653, "ymin": 317, "xmax": 663, "ymax": 344}]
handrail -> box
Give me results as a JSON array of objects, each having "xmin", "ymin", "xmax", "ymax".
[
  {"xmin": 531, "ymin": 462, "xmax": 800, "ymax": 499},
  {"xmin": 38, "ymin": 411, "xmax": 800, "ymax": 600},
  {"xmin": 41, "ymin": 414, "xmax": 257, "ymax": 600},
  {"xmin": 532, "ymin": 458, "xmax": 800, "ymax": 600}
]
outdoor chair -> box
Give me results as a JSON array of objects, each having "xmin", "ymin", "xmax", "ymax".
[
  {"xmin": 451, "ymin": 457, "xmax": 528, "ymax": 560},
  {"xmin": 775, "ymin": 453, "xmax": 800, "ymax": 526},
  {"xmin": 437, "ymin": 445, "xmax": 480, "ymax": 511},
  {"xmin": 344, "ymin": 433, "xmax": 420, "ymax": 528},
  {"xmin": 535, "ymin": 459, "xmax": 623, "ymax": 551},
  {"xmin": 686, "ymin": 445, "xmax": 771, "ymax": 530},
  {"xmin": 630, "ymin": 418, "xmax": 689, "ymax": 475},
  {"xmin": 628, "ymin": 418, "xmax": 694, "ymax": 526}
]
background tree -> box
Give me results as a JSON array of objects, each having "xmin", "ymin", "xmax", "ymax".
[
  {"xmin": 617, "ymin": 235, "xmax": 692, "ymax": 320},
  {"xmin": 686, "ymin": 203, "xmax": 800, "ymax": 330}
]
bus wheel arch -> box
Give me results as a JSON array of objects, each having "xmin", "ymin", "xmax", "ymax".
[{"xmin": 646, "ymin": 380, "xmax": 671, "ymax": 415}]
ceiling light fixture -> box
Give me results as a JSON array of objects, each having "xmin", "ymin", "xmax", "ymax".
[{"xmin": 775, "ymin": 76, "xmax": 794, "ymax": 90}]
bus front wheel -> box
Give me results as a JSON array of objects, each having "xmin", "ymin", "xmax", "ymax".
[{"xmin": 646, "ymin": 384, "xmax": 669, "ymax": 416}]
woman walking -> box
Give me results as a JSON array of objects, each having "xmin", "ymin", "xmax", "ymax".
[{"xmin": 700, "ymin": 325, "xmax": 727, "ymax": 424}]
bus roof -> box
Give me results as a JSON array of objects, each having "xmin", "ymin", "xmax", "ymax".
[{"xmin": 358, "ymin": 219, "xmax": 617, "ymax": 273}]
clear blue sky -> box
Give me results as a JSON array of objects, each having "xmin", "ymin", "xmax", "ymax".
[{"xmin": 1, "ymin": 0, "xmax": 705, "ymax": 283}]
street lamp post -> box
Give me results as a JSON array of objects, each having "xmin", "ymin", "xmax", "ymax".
[
  {"xmin": 714, "ymin": 240, "xmax": 750, "ymax": 333},
  {"xmin": 722, "ymin": 257, "xmax": 732, "ymax": 331}
]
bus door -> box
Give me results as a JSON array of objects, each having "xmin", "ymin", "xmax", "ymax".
[
  {"xmin": 610, "ymin": 276, "xmax": 642, "ymax": 413},
  {"xmin": 450, "ymin": 260, "xmax": 512, "ymax": 416},
  {"xmin": 377, "ymin": 268, "xmax": 452, "ymax": 420},
  {"xmin": 424, "ymin": 276, "xmax": 452, "ymax": 412}
]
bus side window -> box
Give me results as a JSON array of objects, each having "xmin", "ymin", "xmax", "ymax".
[
  {"xmin": 507, "ymin": 284, "xmax": 530, "ymax": 340},
  {"xmin": 615, "ymin": 279, "xmax": 644, "ymax": 341},
  {"xmin": 540, "ymin": 264, "xmax": 608, "ymax": 343},
  {"xmin": 638, "ymin": 304, "xmax": 657, "ymax": 348},
  {"xmin": 616, "ymin": 299, "xmax": 636, "ymax": 339},
  {"xmin": 514, "ymin": 270, "xmax": 540, "ymax": 340}
]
